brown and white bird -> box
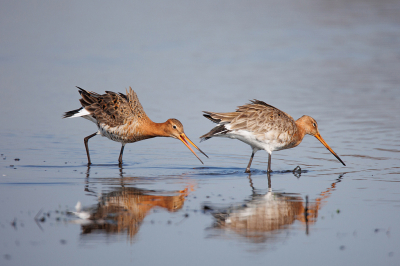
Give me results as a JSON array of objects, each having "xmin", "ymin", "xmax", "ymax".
[
  {"xmin": 64, "ymin": 87, "xmax": 207, "ymax": 165},
  {"xmin": 200, "ymin": 100, "xmax": 345, "ymax": 173}
]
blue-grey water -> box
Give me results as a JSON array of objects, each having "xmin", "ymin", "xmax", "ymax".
[{"xmin": 1, "ymin": 0, "xmax": 400, "ymax": 265}]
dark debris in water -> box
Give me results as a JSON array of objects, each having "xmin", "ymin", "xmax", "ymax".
[
  {"xmin": 273, "ymin": 166, "xmax": 308, "ymax": 178},
  {"xmin": 11, "ymin": 218, "xmax": 17, "ymax": 229},
  {"xmin": 203, "ymin": 205, "xmax": 212, "ymax": 211}
]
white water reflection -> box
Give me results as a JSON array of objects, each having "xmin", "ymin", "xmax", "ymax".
[
  {"xmin": 204, "ymin": 174, "xmax": 343, "ymax": 245},
  {"xmin": 71, "ymin": 166, "xmax": 195, "ymax": 242},
  {"xmin": 76, "ymin": 186, "xmax": 190, "ymax": 240}
]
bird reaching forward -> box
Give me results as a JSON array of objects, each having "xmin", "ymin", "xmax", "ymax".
[
  {"xmin": 200, "ymin": 100, "xmax": 345, "ymax": 173},
  {"xmin": 64, "ymin": 87, "xmax": 208, "ymax": 165}
]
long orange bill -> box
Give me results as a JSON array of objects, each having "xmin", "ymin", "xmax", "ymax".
[
  {"xmin": 179, "ymin": 133, "xmax": 209, "ymax": 164},
  {"xmin": 314, "ymin": 133, "xmax": 346, "ymax": 166}
]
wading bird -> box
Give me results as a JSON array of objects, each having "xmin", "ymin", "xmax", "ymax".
[
  {"xmin": 200, "ymin": 100, "xmax": 345, "ymax": 173},
  {"xmin": 64, "ymin": 87, "xmax": 207, "ymax": 165}
]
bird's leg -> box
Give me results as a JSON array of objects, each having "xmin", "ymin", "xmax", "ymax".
[
  {"xmin": 267, "ymin": 171, "xmax": 271, "ymax": 189},
  {"xmin": 118, "ymin": 143, "xmax": 125, "ymax": 165},
  {"xmin": 84, "ymin": 132, "xmax": 98, "ymax": 165},
  {"xmin": 267, "ymin": 153, "xmax": 272, "ymax": 173},
  {"xmin": 247, "ymin": 174, "xmax": 256, "ymax": 192},
  {"xmin": 245, "ymin": 151, "xmax": 255, "ymax": 173}
]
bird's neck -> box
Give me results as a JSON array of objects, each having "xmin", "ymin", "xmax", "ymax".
[
  {"xmin": 292, "ymin": 119, "xmax": 307, "ymax": 147},
  {"xmin": 141, "ymin": 119, "xmax": 170, "ymax": 138}
]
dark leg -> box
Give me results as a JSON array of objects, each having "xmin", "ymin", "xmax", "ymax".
[
  {"xmin": 304, "ymin": 195, "xmax": 309, "ymax": 235},
  {"xmin": 118, "ymin": 144, "xmax": 125, "ymax": 165},
  {"xmin": 84, "ymin": 132, "xmax": 98, "ymax": 165},
  {"xmin": 267, "ymin": 153, "xmax": 272, "ymax": 173},
  {"xmin": 119, "ymin": 164, "xmax": 124, "ymax": 179},
  {"xmin": 247, "ymin": 173, "xmax": 255, "ymax": 192},
  {"xmin": 245, "ymin": 151, "xmax": 255, "ymax": 173},
  {"xmin": 267, "ymin": 171, "xmax": 271, "ymax": 189}
]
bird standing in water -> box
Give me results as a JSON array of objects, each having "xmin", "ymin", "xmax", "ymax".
[
  {"xmin": 64, "ymin": 87, "xmax": 208, "ymax": 165},
  {"xmin": 200, "ymin": 100, "xmax": 345, "ymax": 173}
]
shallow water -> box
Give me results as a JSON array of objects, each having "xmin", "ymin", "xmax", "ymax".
[{"xmin": 1, "ymin": 0, "xmax": 400, "ymax": 265}]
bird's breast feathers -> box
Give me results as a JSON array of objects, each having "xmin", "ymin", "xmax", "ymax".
[
  {"xmin": 98, "ymin": 121, "xmax": 149, "ymax": 143},
  {"xmin": 225, "ymin": 124, "xmax": 296, "ymax": 152}
]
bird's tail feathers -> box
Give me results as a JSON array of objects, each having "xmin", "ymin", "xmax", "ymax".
[
  {"xmin": 200, "ymin": 124, "xmax": 229, "ymax": 142},
  {"xmin": 63, "ymin": 107, "xmax": 91, "ymax": 119},
  {"xmin": 203, "ymin": 112, "xmax": 221, "ymax": 124}
]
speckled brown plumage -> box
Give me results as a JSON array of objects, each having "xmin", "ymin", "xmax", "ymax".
[
  {"xmin": 64, "ymin": 87, "xmax": 207, "ymax": 165},
  {"xmin": 201, "ymin": 100, "xmax": 345, "ymax": 173},
  {"xmin": 202, "ymin": 100, "xmax": 297, "ymax": 143},
  {"xmin": 78, "ymin": 87, "xmax": 147, "ymax": 128}
]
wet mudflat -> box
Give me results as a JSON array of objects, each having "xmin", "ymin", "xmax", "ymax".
[{"xmin": 1, "ymin": 0, "xmax": 400, "ymax": 265}]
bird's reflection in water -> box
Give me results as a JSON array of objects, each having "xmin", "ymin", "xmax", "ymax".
[
  {"xmin": 204, "ymin": 173, "xmax": 343, "ymax": 243},
  {"xmin": 76, "ymin": 165, "xmax": 192, "ymax": 240}
]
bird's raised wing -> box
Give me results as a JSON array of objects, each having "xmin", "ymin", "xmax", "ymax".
[{"xmin": 78, "ymin": 87, "xmax": 146, "ymax": 127}]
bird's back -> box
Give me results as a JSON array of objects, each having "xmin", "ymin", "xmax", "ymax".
[
  {"xmin": 232, "ymin": 100, "xmax": 296, "ymax": 136},
  {"xmin": 64, "ymin": 87, "xmax": 152, "ymax": 143},
  {"xmin": 78, "ymin": 87, "xmax": 148, "ymax": 127},
  {"xmin": 201, "ymin": 100, "xmax": 298, "ymax": 150}
]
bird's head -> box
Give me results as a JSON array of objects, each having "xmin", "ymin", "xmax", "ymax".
[
  {"xmin": 164, "ymin": 118, "xmax": 208, "ymax": 164},
  {"xmin": 298, "ymin": 115, "xmax": 346, "ymax": 166}
]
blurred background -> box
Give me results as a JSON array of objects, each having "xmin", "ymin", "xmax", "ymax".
[{"xmin": 0, "ymin": 1, "xmax": 399, "ymax": 265}]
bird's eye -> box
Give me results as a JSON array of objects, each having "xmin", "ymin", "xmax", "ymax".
[{"xmin": 173, "ymin": 125, "xmax": 177, "ymax": 129}]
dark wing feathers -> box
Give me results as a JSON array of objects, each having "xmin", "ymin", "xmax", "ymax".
[
  {"xmin": 126, "ymin": 87, "xmax": 146, "ymax": 118},
  {"xmin": 202, "ymin": 111, "xmax": 238, "ymax": 124},
  {"xmin": 203, "ymin": 112, "xmax": 221, "ymax": 124},
  {"xmin": 249, "ymin": 99, "xmax": 274, "ymax": 108},
  {"xmin": 75, "ymin": 86, "xmax": 146, "ymax": 127},
  {"xmin": 118, "ymin": 92, "xmax": 128, "ymax": 101}
]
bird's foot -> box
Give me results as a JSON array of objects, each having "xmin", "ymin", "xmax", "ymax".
[
  {"xmin": 293, "ymin": 166, "xmax": 301, "ymax": 173},
  {"xmin": 293, "ymin": 166, "xmax": 302, "ymax": 178}
]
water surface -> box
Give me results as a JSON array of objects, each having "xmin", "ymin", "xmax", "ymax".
[{"xmin": 1, "ymin": 0, "xmax": 399, "ymax": 265}]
